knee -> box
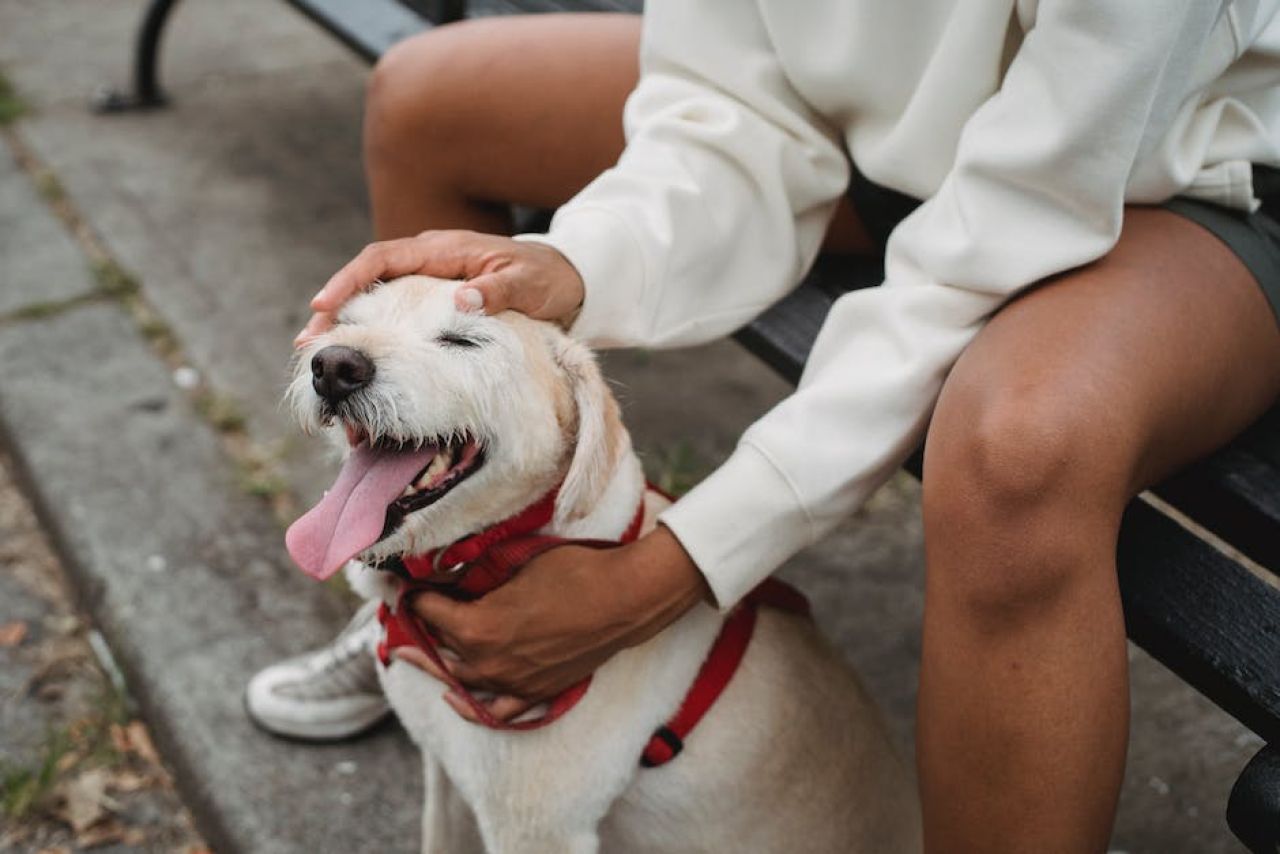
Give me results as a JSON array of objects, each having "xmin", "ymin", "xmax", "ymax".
[
  {"xmin": 925, "ymin": 362, "xmax": 1139, "ymax": 517},
  {"xmin": 364, "ymin": 26, "xmax": 473, "ymax": 164},
  {"xmin": 922, "ymin": 370, "xmax": 1134, "ymax": 615}
]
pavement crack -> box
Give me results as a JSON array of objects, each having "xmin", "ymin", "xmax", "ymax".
[
  {"xmin": 0, "ymin": 125, "xmax": 295, "ymax": 523},
  {"xmin": 0, "ymin": 292, "xmax": 108, "ymax": 326}
]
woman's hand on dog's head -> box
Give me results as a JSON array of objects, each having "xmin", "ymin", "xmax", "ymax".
[
  {"xmin": 297, "ymin": 231, "xmax": 586, "ymax": 346},
  {"xmin": 394, "ymin": 525, "xmax": 713, "ymax": 723}
]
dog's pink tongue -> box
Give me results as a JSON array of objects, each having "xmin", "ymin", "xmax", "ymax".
[{"xmin": 286, "ymin": 443, "xmax": 436, "ymax": 580}]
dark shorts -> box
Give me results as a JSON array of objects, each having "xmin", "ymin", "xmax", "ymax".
[{"xmin": 848, "ymin": 165, "xmax": 1280, "ymax": 328}]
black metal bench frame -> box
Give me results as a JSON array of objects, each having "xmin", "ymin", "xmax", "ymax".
[{"xmin": 98, "ymin": 1, "xmax": 1280, "ymax": 849}]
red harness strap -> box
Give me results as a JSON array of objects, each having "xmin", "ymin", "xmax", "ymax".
[
  {"xmin": 376, "ymin": 487, "xmax": 644, "ymax": 730},
  {"xmin": 375, "ymin": 486, "xmax": 810, "ymax": 766},
  {"xmin": 639, "ymin": 577, "xmax": 810, "ymax": 767}
]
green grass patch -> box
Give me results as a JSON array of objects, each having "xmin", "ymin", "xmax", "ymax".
[
  {"xmin": 2, "ymin": 296, "xmax": 88, "ymax": 322},
  {"xmin": 194, "ymin": 390, "xmax": 247, "ymax": 433},
  {"xmin": 0, "ymin": 680, "xmax": 134, "ymax": 823},
  {"xmin": 236, "ymin": 465, "xmax": 287, "ymax": 500},
  {"xmin": 0, "ymin": 730, "xmax": 72, "ymax": 822},
  {"xmin": 646, "ymin": 441, "xmax": 711, "ymax": 498},
  {"xmin": 135, "ymin": 307, "xmax": 180, "ymax": 359},
  {"xmin": 91, "ymin": 258, "xmax": 141, "ymax": 299},
  {"xmin": 0, "ymin": 72, "xmax": 28, "ymax": 125},
  {"xmin": 35, "ymin": 170, "xmax": 67, "ymax": 206}
]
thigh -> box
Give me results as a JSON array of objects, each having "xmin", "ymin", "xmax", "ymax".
[
  {"xmin": 370, "ymin": 13, "xmax": 642, "ymax": 209},
  {"xmin": 933, "ymin": 206, "xmax": 1280, "ymax": 499},
  {"xmin": 366, "ymin": 13, "xmax": 873, "ymax": 252}
]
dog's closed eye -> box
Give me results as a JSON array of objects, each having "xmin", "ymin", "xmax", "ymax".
[{"xmin": 437, "ymin": 333, "xmax": 483, "ymax": 348}]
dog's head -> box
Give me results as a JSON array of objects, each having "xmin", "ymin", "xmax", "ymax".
[{"xmin": 284, "ymin": 275, "xmax": 630, "ymax": 579}]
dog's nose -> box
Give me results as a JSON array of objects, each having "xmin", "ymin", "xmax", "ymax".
[{"xmin": 311, "ymin": 346, "xmax": 375, "ymax": 403}]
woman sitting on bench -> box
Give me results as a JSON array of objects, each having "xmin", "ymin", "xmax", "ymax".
[{"xmin": 249, "ymin": 4, "xmax": 1280, "ymax": 850}]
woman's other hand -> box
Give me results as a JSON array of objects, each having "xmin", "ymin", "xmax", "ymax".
[{"xmin": 297, "ymin": 230, "xmax": 585, "ymax": 345}]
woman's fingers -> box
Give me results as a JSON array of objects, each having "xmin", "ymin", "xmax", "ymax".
[
  {"xmin": 309, "ymin": 232, "xmax": 475, "ymax": 313},
  {"xmin": 391, "ymin": 645, "xmax": 449, "ymax": 682},
  {"xmin": 454, "ymin": 270, "xmax": 517, "ymax": 315},
  {"xmin": 398, "ymin": 646, "xmax": 538, "ymax": 724},
  {"xmin": 443, "ymin": 691, "xmax": 482, "ymax": 723},
  {"xmin": 391, "ymin": 632, "xmax": 500, "ymax": 693},
  {"xmin": 294, "ymin": 310, "xmax": 336, "ymax": 347},
  {"xmin": 410, "ymin": 591, "xmax": 475, "ymax": 650},
  {"xmin": 484, "ymin": 694, "xmax": 535, "ymax": 722},
  {"xmin": 312, "ymin": 239, "xmax": 425, "ymax": 312}
]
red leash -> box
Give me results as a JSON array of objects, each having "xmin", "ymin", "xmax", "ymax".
[{"xmin": 376, "ymin": 486, "xmax": 810, "ymax": 766}]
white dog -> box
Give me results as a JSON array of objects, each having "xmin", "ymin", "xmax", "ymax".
[{"xmin": 285, "ymin": 275, "xmax": 920, "ymax": 854}]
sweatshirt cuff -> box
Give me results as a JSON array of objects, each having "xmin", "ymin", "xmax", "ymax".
[
  {"xmin": 658, "ymin": 442, "xmax": 815, "ymax": 611},
  {"xmin": 514, "ymin": 205, "xmax": 648, "ymax": 346}
]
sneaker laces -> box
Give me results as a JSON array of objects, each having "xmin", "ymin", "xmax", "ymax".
[{"xmin": 275, "ymin": 601, "xmax": 384, "ymax": 701}]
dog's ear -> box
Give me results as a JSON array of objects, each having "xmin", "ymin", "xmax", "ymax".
[{"xmin": 553, "ymin": 337, "xmax": 625, "ymax": 524}]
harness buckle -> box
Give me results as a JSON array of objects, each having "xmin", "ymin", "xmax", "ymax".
[{"xmin": 431, "ymin": 543, "xmax": 469, "ymax": 579}]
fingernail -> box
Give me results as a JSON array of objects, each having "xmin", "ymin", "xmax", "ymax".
[
  {"xmin": 457, "ymin": 287, "xmax": 484, "ymax": 312},
  {"xmin": 444, "ymin": 692, "xmax": 475, "ymax": 720}
]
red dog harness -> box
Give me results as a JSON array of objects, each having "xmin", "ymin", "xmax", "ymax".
[{"xmin": 375, "ymin": 486, "xmax": 809, "ymax": 767}]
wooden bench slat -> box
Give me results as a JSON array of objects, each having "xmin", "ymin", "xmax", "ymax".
[
  {"xmin": 284, "ymin": 0, "xmax": 432, "ymax": 61},
  {"xmin": 1227, "ymin": 744, "xmax": 1280, "ymax": 854},
  {"xmin": 732, "ymin": 255, "xmax": 882, "ymax": 385},
  {"xmin": 467, "ymin": 0, "xmax": 640, "ymax": 15},
  {"xmin": 1118, "ymin": 499, "xmax": 1280, "ymax": 742},
  {"xmin": 1155, "ymin": 408, "xmax": 1280, "ymax": 576}
]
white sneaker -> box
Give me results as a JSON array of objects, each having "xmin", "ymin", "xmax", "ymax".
[{"xmin": 245, "ymin": 599, "xmax": 390, "ymax": 740}]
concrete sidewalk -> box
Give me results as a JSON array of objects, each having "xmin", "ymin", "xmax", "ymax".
[{"xmin": 0, "ymin": 1, "xmax": 1263, "ymax": 851}]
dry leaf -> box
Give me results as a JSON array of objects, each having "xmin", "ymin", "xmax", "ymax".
[
  {"xmin": 74, "ymin": 817, "xmax": 127, "ymax": 849},
  {"xmin": 54, "ymin": 749, "xmax": 81, "ymax": 773},
  {"xmin": 43, "ymin": 614, "xmax": 81, "ymax": 636},
  {"xmin": 105, "ymin": 768, "xmax": 152, "ymax": 793},
  {"xmin": 0, "ymin": 620, "xmax": 28, "ymax": 646},
  {"xmin": 31, "ymin": 637, "xmax": 89, "ymax": 683},
  {"xmin": 57, "ymin": 768, "xmax": 115, "ymax": 832},
  {"xmin": 3, "ymin": 828, "xmax": 32, "ymax": 848},
  {"xmin": 109, "ymin": 723, "xmax": 130, "ymax": 754},
  {"xmin": 35, "ymin": 847, "xmax": 71, "ymax": 854},
  {"xmin": 125, "ymin": 720, "xmax": 161, "ymax": 765},
  {"xmin": 34, "ymin": 681, "xmax": 66, "ymax": 702}
]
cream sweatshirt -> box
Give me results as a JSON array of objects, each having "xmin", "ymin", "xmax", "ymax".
[{"xmin": 520, "ymin": 0, "xmax": 1280, "ymax": 608}]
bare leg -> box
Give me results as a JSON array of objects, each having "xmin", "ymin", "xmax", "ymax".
[
  {"xmin": 362, "ymin": 14, "xmax": 872, "ymax": 251},
  {"xmin": 917, "ymin": 208, "xmax": 1280, "ymax": 852}
]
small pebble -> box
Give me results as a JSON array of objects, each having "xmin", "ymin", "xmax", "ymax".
[
  {"xmin": 335, "ymin": 760, "xmax": 358, "ymax": 776},
  {"xmin": 1147, "ymin": 775, "xmax": 1170, "ymax": 796},
  {"xmin": 146, "ymin": 554, "xmax": 167, "ymax": 573},
  {"xmin": 172, "ymin": 366, "xmax": 201, "ymax": 389}
]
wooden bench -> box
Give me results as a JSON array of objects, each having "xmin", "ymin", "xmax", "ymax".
[{"xmin": 100, "ymin": 1, "xmax": 1280, "ymax": 849}]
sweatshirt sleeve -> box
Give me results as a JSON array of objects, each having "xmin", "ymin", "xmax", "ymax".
[
  {"xmin": 531, "ymin": 1, "xmax": 1231, "ymax": 608},
  {"xmin": 516, "ymin": 0, "xmax": 851, "ymax": 347}
]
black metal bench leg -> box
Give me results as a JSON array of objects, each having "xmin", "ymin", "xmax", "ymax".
[
  {"xmin": 92, "ymin": 0, "xmax": 183, "ymax": 113},
  {"xmin": 1227, "ymin": 744, "xmax": 1280, "ymax": 853}
]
